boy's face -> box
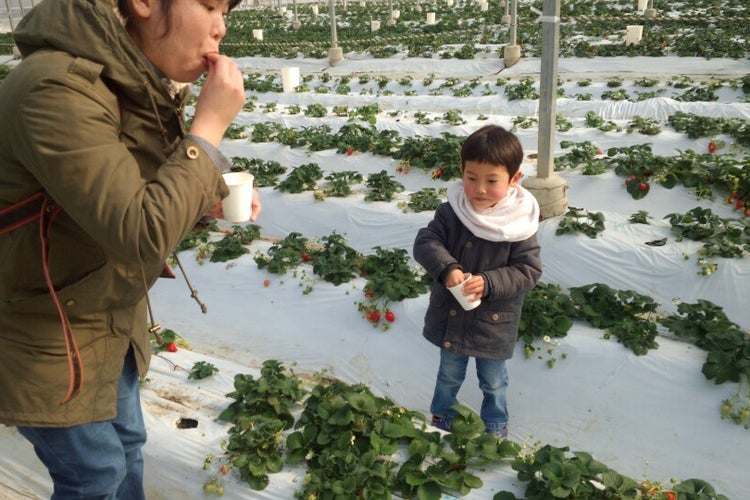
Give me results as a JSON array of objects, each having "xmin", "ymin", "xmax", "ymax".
[{"xmin": 461, "ymin": 160, "xmax": 522, "ymax": 211}]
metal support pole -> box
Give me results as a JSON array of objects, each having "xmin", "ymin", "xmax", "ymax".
[
  {"xmin": 503, "ymin": 0, "xmax": 520, "ymax": 67},
  {"xmin": 329, "ymin": 0, "xmax": 338, "ymax": 48},
  {"xmin": 502, "ymin": 0, "xmax": 510, "ymax": 26},
  {"xmin": 536, "ymin": 0, "xmax": 559, "ymax": 180},
  {"xmin": 521, "ymin": 0, "xmax": 568, "ymax": 219},
  {"xmin": 327, "ymin": 0, "xmax": 343, "ymax": 65},
  {"xmin": 644, "ymin": 0, "xmax": 656, "ymax": 19},
  {"xmin": 292, "ymin": 0, "xmax": 301, "ymax": 29},
  {"xmin": 387, "ymin": 0, "xmax": 395, "ymax": 25}
]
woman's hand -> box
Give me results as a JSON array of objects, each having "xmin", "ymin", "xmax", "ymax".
[
  {"xmin": 207, "ymin": 189, "xmax": 262, "ymax": 222},
  {"xmin": 190, "ymin": 54, "xmax": 245, "ymax": 147}
]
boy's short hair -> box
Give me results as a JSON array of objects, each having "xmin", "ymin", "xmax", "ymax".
[{"xmin": 460, "ymin": 125, "xmax": 524, "ymax": 177}]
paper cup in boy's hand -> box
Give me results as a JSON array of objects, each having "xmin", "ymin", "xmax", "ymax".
[
  {"xmin": 221, "ymin": 172, "xmax": 254, "ymax": 222},
  {"xmin": 447, "ymin": 273, "xmax": 481, "ymax": 310}
]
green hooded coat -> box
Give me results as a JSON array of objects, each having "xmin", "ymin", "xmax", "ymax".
[{"xmin": 0, "ymin": 0, "xmax": 230, "ymax": 426}]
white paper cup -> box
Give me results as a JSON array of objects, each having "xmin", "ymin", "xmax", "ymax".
[
  {"xmin": 281, "ymin": 66, "xmax": 300, "ymax": 93},
  {"xmin": 447, "ymin": 273, "xmax": 481, "ymax": 311},
  {"xmin": 221, "ymin": 172, "xmax": 254, "ymax": 223}
]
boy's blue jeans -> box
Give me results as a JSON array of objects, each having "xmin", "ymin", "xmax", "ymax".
[
  {"xmin": 18, "ymin": 347, "xmax": 147, "ymax": 500},
  {"xmin": 430, "ymin": 348, "xmax": 509, "ymax": 435}
]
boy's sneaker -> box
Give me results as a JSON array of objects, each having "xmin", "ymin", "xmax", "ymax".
[{"xmin": 431, "ymin": 415, "xmax": 452, "ymax": 432}]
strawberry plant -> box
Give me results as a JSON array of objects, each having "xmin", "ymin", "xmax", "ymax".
[
  {"xmin": 149, "ymin": 327, "xmax": 185, "ymax": 353},
  {"xmin": 174, "ymin": 223, "xmax": 215, "ymax": 253},
  {"xmin": 569, "ymin": 283, "xmax": 659, "ymax": 356},
  {"xmin": 626, "ymin": 115, "xmax": 661, "ymax": 136},
  {"xmin": 511, "ymin": 444, "xmax": 642, "ymax": 499},
  {"xmin": 189, "ymin": 361, "xmax": 219, "ymax": 380},
  {"xmin": 584, "ymin": 110, "xmax": 622, "ymax": 132},
  {"xmin": 208, "ymin": 225, "xmax": 261, "ymax": 263},
  {"xmin": 222, "ymin": 123, "xmax": 246, "ymax": 139},
  {"xmin": 504, "ymin": 77, "xmax": 538, "ymax": 101},
  {"xmin": 392, "ymin": 133, "xmax": 463, "ymax": 179},
  {"xmin": 555, "ymin": 209, "xmax": 606, "ymax": 239},
  {"xmin": 274, "ymin": 162, "xmax": 323, "ymax": 193},
  {"xmin": 660, "ymin": 300, "xmax": 750, "ymax": 384},
  {"xmin": 660, "ymin": 300, "xmax": 750, "ymax": 429},
  {"xmin": 311, "ymin": 231, "xmax": 363, "ymax": 285},
  {"xmin": 403, "ymin": 187, "xmax": 445, "ymax": 213},
  {"xmin": 361, "ymin": 247, "xmax": 429, "ymax": 302},
  {"xmin": 629, "ymin": 210, "xmax": 651, "ymax": 224},
  {"xmin": 518, "ymin": 283, "xmax": 576, "ymax": 350},
  {"xmin": 285, "ymin": 378, "xmax": 417, "ymax": 498},
  {"xmin": 665, "ymin": 207, "xmax": 750, "ymax": 259},
  {"xmin": 319, "ymin": 170, "xmax": 364, "ymax": 198},
  {"xmin": 230, "ymin": 156, "xmax": 286, "ymax": 187},
  {"xmin": 511, "ymin": 115, "xmax": 538, "ymax": 130},
  {"xmin": 254, "ymin": 232, "xmax": 313, "ymax": 275},
  {"xmin": 365, "ymin": 170, "xmax": 405, "ymax": 202},
  {"xmin": 218, "ymin": 361, "xmax": 307, "ymax": 490},
  {"xmin": 555, "ymin": 140, "xmax": 606, "ymax": 174}
]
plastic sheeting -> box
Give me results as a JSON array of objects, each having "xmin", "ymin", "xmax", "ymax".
[{"xmin": 1, "ymin": 55, "xmax": 748, "ymax": 499}]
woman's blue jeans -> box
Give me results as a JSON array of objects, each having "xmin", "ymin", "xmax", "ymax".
[
  {"xmin": 18, "ymin": 347, "xmax": 147, "ymax": 500},
  {"xmin": 430, "ymin": 348, "xmax": 509, "ymax": 434}
]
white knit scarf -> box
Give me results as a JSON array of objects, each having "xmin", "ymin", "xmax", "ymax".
[{"xmin": 447, "ymin": 180, "xmax": 540, "ymax": 242}]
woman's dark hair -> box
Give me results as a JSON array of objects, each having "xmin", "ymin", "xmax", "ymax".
[
  {"xmin": 460, "ymin": 125, "xmax": 524, "ymax": 177},
  {"xmin": 117, "ymin": 0, "xmax": 242, "ymax": 35}
]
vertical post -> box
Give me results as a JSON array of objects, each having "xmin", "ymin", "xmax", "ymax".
[
  {"xmin": 502, "ymin": 0, "xmax": 510, "ymax": 25},
  {"xmin": 503, "ymin": 0, "xmax": 520, "ymax": 66},
  {"xmin": 292, "ymin": 0, "xmax": 301, "ymax": 29},
  {"xmin": 327, "ymin": 0, "xmax": 343, "ymax": 66},
  {"xmin": 536, "ymin": 0, "xmax": 559, "ymax": 180},
  {"xmin": 644, "ymin": 0, "xmax": 656, "ymax": 19},
  {"xmin": 328, "ymin": 0, "xmax": 337, "ymax": 47},
  {"xmin": 521, "ymin": 0, "xmax": 568, "ymax": 219},
  {"xmin": 387, "ymin": 0, "xmax": 395, "ymax": 25}
]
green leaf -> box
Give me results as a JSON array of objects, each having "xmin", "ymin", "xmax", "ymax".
[{"xmin": 416, "ymin": 481, "xmax": 442, "ymax": 500}]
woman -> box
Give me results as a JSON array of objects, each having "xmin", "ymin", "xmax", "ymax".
[{"xmin": 0, "ymin": 0, "xmax": 258, "ymax": 496}]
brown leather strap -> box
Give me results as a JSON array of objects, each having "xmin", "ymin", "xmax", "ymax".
[
  {"xmin": 1, "ymin": 191, "xmax": 83, "ymax": 405},
  {"xmin": 38, "ymin": 196, "xmax": 84, "ymax": 405},
  {"xmin": 0, "ymin": 191, "xmax": 45, "ymax": 234}
]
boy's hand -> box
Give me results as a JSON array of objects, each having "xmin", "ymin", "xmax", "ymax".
[
  {"xmin": 445, "ymin": 269, "xmax": 467, "ymax": 288},
  {"xmin": 463, "ymin": 274, "xmax": 485, "ymax": 300}
]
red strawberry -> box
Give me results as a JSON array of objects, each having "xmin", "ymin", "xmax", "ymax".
[
  {"xmin": 736, "ymin": 199, "xmax": 746, "ymax": 210},
  {"xmin": 263, "ymin": 279, "xmax": 271, "ymax": 287},
  {"xmin": 371, "ymin": 310, "xmax": 381, "ymax": 323},
  {"xmin": 301, "ymin": 252, "xmax": 311, "ymax": 262},
  {"xmin": 385, "ymin": 311, "xmax": 395, "ymax": 322},
  {"xmin": 639, "ymin": 182, "xmax": 648, "ymax": 192},
  {"xmin": 744, "ymin": 208, "xmax": 750, "ymax": 217},
  {"xmin": 346, "ymin": 148, "xmax": 353, "ymax": 156},
  {"xmin": 166, "ymin": 342, "xmax": 178, "ymax": 353},
  {"xmin": 364, "ymin": 290, "xmax": 374, "ymax": 298},
  {"xmin": 708, "ymin": 141, "xmax": 717, "ymax": 154}
]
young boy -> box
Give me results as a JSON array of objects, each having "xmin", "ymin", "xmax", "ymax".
[{"xmin": 413, "ymin": 125, "xmax": 542, "ymax": 438}]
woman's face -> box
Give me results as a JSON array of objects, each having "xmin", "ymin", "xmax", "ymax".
[
  {"xmin": 129, "ymin": 0, "xmax": 230, "ymax": 83},
  {"xmin": 462, "ymin": 160, "xmax": 521, "ymax": 211}
]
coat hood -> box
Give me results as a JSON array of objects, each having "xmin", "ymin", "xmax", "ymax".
[{"xmin": 13, "ymin": 0, "xmax": 185, "ymax": 106}]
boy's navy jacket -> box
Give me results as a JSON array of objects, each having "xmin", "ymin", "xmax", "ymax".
[{"xmin": 414, "ymin": 201, "xmax": 542, "ymax": 360}]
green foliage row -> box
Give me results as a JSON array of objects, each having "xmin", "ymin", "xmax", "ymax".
[{"xmin": 206, "ymin": 359, "xmax": 730, "ymax": 499}]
